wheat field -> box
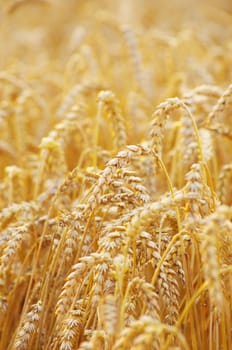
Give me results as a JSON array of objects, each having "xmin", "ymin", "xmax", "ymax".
[{"xmin": 0, "ymin": 0, "xmax": 232, "ymax": 349}]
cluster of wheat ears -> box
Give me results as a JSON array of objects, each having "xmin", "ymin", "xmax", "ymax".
[{"xmin": 0, "ymin": 0, "xmax": 232, "ymax": 349}]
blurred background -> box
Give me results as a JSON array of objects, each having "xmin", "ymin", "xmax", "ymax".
[
  {"xmin": 0, "ymin": 0, "xmax": 231, "ymax": 64},
  {"xmin": 0, "ymin": 0, "xmax": 231, "ymax": 144}
]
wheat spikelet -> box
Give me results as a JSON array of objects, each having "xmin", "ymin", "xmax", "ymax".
[
  {"xmin": 56, "ymin": 253, "xmax": 111, "ymax": 315},
  {"xmin": 126, "ymin": 191, "xmax": 193, "ymax": 241},
  {"xmin": 181, "ymin": 106, "xmax": 201, "ymax": 168},
  {"xmin": 59, "ymin": 305, "xmax": 84, "ymax": 350},
  {"xmin": 85, "ymin": 144, "xmax": 150, "ymax": 213},
  {"xmin": 35, "ymin": 136, "xmax": 67, "ymax": 197},
  {"xmin": 129, "ymin": 277, "xmax": 160, "ymax": 321},
  {"xmin": 165, "ymin": 233, "xmax": 191, "ymax": 283},
  {"xmin": 183, "ymin": 163, "xmax": 213, "ymax": 225},
  {"xmin": 205, "ymin": 122, "xmax": 232, "ymax": 141},
  {"xmin": 0, "ymin": 201, "xmax": 38, "ymax": 229},
  {"xmin": 99, "ymin": 294, "xmax": 119, "ymax": 342},
  {"xmin": 183, "ymin": 84, "xmax": 222, "ymax": 123},
  {"xmin": 79, "ymin": 330, "xmax": 107, "ymax": 350},
  {"xmin": 184, "ymin": 84, "xmax": 222, "ymax": 101},
  {"xmin": 5, "ymin": 166, "xmax": 26, "ymax": 204},
  {"xmin": 150, "ymin": 98, "xmax": 182, "ymax": 166},
  {"xmin": 208, "ymin": 83, "xmax": 232, "ymax": 123},
  {"xmin": 99, "ymin": 227, "xmax": 126, "ymax": 256},
  {"xmin": 199, "ymin": 129, "xmax": 213, "ymax": 163},
  {"xmin": 0, "ymin": 224, "xmax": 29, "ymax": 276},
  {"xmin": 200, "ymin": 221, "xmax": 223, "ymax": 310},
  {"xmin": 217, "ymin": 164, "xmax": 232, "ymax": 205},
  {"xmin": 97, "ymin": 90, "xmax": 127, "ymax": 151},
  {"xmin": 113, "ymin": 315, "xmax": 188, "ymax": 350},
  {"xmin": 12, "ymin": 301, "xmax": 42, "ymax": 350}
]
